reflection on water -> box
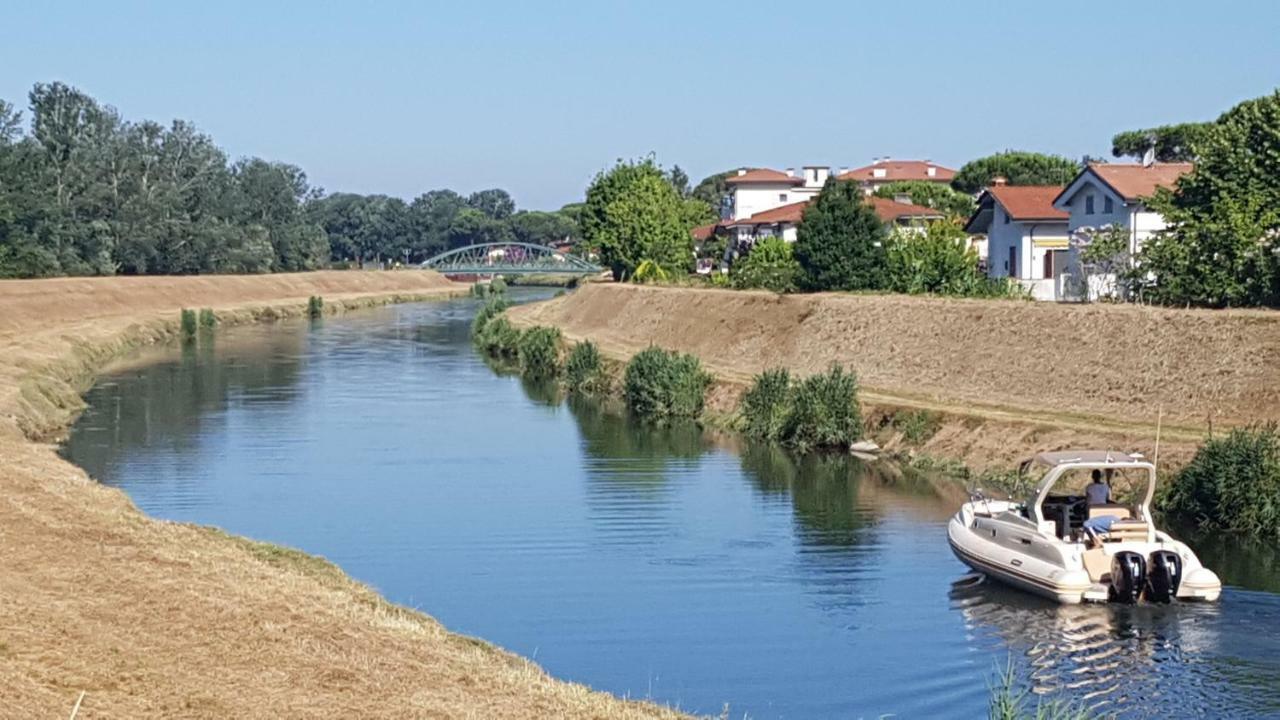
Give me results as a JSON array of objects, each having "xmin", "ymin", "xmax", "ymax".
[{"xmin": 62, "ymin": 294, "xmax": 1280, "ymax": 719}]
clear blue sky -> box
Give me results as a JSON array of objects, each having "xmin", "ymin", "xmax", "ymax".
[{"xmin": 2, "ymin": 1, "xmax": 1277, "ymax": 210}]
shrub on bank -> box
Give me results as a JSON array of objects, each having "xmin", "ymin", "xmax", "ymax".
[
  {"xmin": 490, "ymin": 276, "xmax": 508, "ymax": 294},
  {"xmin": 894, "ymin": 409, "xmax": 941, "ymax": 446},
  {"xmin": 565, "ymin": 340, "xmax": 607, "ymax": 393},
  {"xmin": 180, "ymin": 308, "xmax": 197, "ymax": 340},
  {"xmin": 741, "ymin": 364, "xmax": 864, "ymax": 452},
  {"xmin": 623, "ymin": 346, "xmax": 711, "ymax": 419},
  {"xmin": 782, "ymin": 364, "xmax": 863, "ymax": 452},
  {"xmin": 198, "ymin": 307, "xmax": 216, "ymax": 329},
  {"xmin": 307, "ymin": 295, "xmax": 324, "ymax": 318},
  {"xmin": 741, "ymin": 368, "xmax": 792, "ymax": 441},
  {"xmin": 517, "ymin": 326, "xmax": 562, "ymax": 378},
  {"xmin": 1159, "ymin": 424, "xmax": 1280, "ymax": 538},
  {"xmin": 477, "ymin": 316, "xmax": 521, "ymax": 358}
]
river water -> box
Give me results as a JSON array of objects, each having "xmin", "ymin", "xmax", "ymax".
[{"xmin": 62, "ymin": 292, "xmax": 1280, "ymax": 719}]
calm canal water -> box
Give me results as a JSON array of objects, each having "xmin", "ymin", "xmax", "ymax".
[{"xmin": 63, "ymin": 292, "xmax": 1280, "ymax": 719}]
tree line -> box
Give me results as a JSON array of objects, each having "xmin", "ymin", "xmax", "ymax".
[{"xmin": 0, "ymin": 82, "xmax": 580, "ymax": 278}]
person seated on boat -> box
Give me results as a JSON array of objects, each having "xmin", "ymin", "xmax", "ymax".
[
  {"xmin": 1085, "ymin": 470, "xmax": 1111, "ymax": 506},
  {"xmin": 1082, "ymin": 513, "xmax": 1119, "ymax": 546}
]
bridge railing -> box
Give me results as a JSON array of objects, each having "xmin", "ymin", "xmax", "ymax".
[{"xmin": 419, "ymin": 242, "xmax": 602, "ymax": 275}]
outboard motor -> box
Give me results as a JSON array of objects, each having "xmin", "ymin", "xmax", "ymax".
[
  {"xmin": 1146, "ymin": 550, "xmax": 1183, "ymax": 603},
  {"xmin": 1110, "ymin": 551, "xmax": 1147, "ymax": 604}
]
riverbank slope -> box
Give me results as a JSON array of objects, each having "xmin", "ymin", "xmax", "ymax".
[
  {"xmin": 508, "ymin": 284, "xmax": 1280, "ymax": 471},
  {"xmin": 0, "ymin": 272, "xmax": 684, "ymax": 718}
]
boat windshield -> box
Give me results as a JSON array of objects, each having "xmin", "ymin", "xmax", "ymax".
[{"xmin": 1038, "ymin": 466, "xmax": 1151, "ymax": 540}]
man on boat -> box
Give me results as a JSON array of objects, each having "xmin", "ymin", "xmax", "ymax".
[{"xmin": 1082, "ymin": 470, "xmax": 1116, "ymax": 543}]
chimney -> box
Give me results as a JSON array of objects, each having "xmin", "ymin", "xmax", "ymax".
[
  {"xmin": 872, "ymin": 157, "xmax": 884, "ymax": 165},
  {"xmin": 737, "ymin": 168, "xmax": 747, "ymax": 176},
  {"xmin": 838, "ymin": 166, "xmax": 848, "ymax": 176},
  {"xmin": 992, "ymin": 175, "xmax": 1008, "ymax": 186},
  {"xmin": 926, "ymin": 166, "xmax": 937, "ymax": 178},
  {"xmin": 785, "ymin": 167, "xmax": 795, "ymax": 177}
]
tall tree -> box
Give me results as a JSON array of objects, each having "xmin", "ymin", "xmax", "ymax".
[
  {"xmin": 793, "ymin": 179, "xmax": 887, "ymax": 291},
  {"xmin": 872, "ymin": 181, "xmax": 975, "ymax": 219},
  {"xmin": 582, "ymin": 158, "xmax": 691, "ymax": 281},
  {"xmin": 691, "ymin": 170, "xmax": 733, "ymax": 217},
  {"xmin": 466, "ymin": 188, "xmax": 515, "ymax": 220},
  {"xmin": 951, "ymin": 151, "xmax": 1081, "ymax": 194},
  {"xmin": 1112, "ymin": 122, "xmax": 1213, "ymax": 163},
  {"xmin": 1140, "ymin": 91, "xmax": 1280, "ymax": 307}
]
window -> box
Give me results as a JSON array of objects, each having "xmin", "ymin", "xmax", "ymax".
[
  {"xmin": 1104, "ymin": 196, "xmax": 1114, "ymax": 213},
  {"xmin": 1085, "ymin": 195, "xmax": 1095, "ymax": 214},
  {"xmin": 779, "ymin": 193, "xmax": 788, "ymax": 203}
]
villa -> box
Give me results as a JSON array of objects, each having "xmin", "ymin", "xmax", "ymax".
[
  {"xmin": 964, "ymin": 180, "xmax": 1070, "ymax": 301},
  {"xmin": 836, "ymin": 158, "xmax": 956, "ymax": 195}
]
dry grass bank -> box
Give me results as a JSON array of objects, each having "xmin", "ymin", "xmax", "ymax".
[
  {"xmin": 0, "ymin": 271, "xmax": 686, "ymax": 719},
  {"xmin": 509, "ymin": 284, "xmax": 1280, "ymax": 470}
]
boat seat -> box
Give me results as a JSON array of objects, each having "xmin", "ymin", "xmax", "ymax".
[
  {"xmin": 1082, "ymin": 547, "xmax": 1110, "ymax": 582},
  {"xmin": 1088, "ymin": 505, "xmax": 1131, "ymax": 520},
  {"xmin": 1104, "ymin": 520, "xmax": 1150, "ymax": 541}
]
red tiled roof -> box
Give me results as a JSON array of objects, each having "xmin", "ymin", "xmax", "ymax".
[
  {"xmin": 724, "ymin": 168, "xmax": 805, "ymax": 185},
  {"xmin": 837, "ymin": 160, "xmax": 956, "ymax": 184},
  {"xmin": 690, "ymin": 222, "xmax": 718, "ymax": 241},
  {"xmin": 1085, "ymin": 163, "xmax": 1192, "ymax": 200},
  {"xmin": 988, "ymin": 185, "xmax": 1068, "ymax": 221},
  {"xmin": 867, "ymin": 196, "xmax": 947, "ymax": 222},
  {"xmin": 731, "ymin": 200, "xmax": 810, "ymax": 225}
]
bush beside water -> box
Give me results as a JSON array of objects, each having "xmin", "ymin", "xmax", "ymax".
[
  {"xmin": 565, "ymin": 341, "xmax": 606, "ymax": 393},
  {"xmin": 741, "ymin": 364, "xmax": 863, "ymax": 452},
  {"xmin": 180, "ymin": 308, "xmax": 197, "ymax": 340},
  {"xmin": 517, "ymin": 326, "xmax": 562, "ymax": 378},
  {"xmin": 623, "ymin": 346, "xmax": 711, "ymax": 419},
  {"xmin": 198, "ymin": 308, "xmax": 216, "ymax": 328},
  {"xmin": 1160, "ymin": 424, "xmax": 1280, "ymax": 538},
  {"xmin": 307, "ymin": 295, "xmax": 324, "ymax": 318}
]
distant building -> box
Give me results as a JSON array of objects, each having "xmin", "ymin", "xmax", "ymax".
[
  {"xmin": 965, "ymin": 180, "xmax": 1069, "ymax": 301},
  {"xmin": 835, "ymin": 158, "xmax": 957, "ymax": 195},
  {"xmin": 726, "ymin": 195, "xmax": 944, "ymax": 248},
  {"xmin": 1053, "ymin": 162, "xmax": 1192, "ymax": 300}
]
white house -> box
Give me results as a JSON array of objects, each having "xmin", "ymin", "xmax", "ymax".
[
  {"xmin": 836, "ymin": 158, "xmax": 957, "ymax": 195},
  {"xmin": 1052, "ymin": 162, "xmax": 1192, "ymax": 299},
  {"xmin": 964, "ymin": 181, "xmax": 1069, "ymax": 301},
  {"xmin": 723, "ymin": 166, "xmax": 829, "ymax": 221},
  {"xmin": 725, "ymin": 195, "xmax": 945, "ymax": 249}
]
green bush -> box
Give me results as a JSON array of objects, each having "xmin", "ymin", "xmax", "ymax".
[
  {"xmin": 517, "ymin": 326, "xmax": 561, "ymax": 378},
  {"xmin": 307, "ymin": 295, "xmax": 324, "ymax": 318},
  {"xmin": 741, "ymin": 368, "xmax": 793, "ymax": 441},
  {"xmin": 895, "ymin": 409, "xmax": 941, "ymax": 446},
  {"xmin": 782, "ymin": 364, "xmax": 863, "ymax": 452},
  {"xmin": 565, "ymin": 340, "xmax": 607, "ymax": 393},
  {"xmin": 490, "ymin": 276, "xmax": 508, "ymax": 294},
  {"xmin": 1160, "ymin": 424, "xmax": 1280, "ymax": 537},
  {"xmin": 471, "ymin": 297, "xmax": 511, "ymax": 336},
  {"xmin": 623, "ymin": 346, "xmax": 711, "ymax": 419},
  {"xmin": 471, "ymin": 282, "xmax": 488, "ymax": 298},
  {"xmin": 198, "ymin": 308, "xmax": 216, "ymax": 329},
  {"xmin": 732, "ymin": 237, "xmax": 800, "ymax": 292},
  {"xmin": 476, "ymin": 316, "xmax": 521, "ymax": 358},
  {"xmin": 180, "ymin": 308, "xmax": 197, "ymax": 340}
]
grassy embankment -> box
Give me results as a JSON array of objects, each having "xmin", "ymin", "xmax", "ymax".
[
  {"xmin": 504, "ymin": 283, "xmax": 1280, "ymax": 490},
  {"xmin": 0, "ymin": 271, "xmax": 689, "ymax": 719}
]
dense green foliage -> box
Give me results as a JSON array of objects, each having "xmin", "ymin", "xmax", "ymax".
[
  {"xmin": 565, "ymin": 340, "xmax": 607, "ymax": 393},
  {"xmin": 732, "ymin": 236, "xmax": 800, "ymax": 292},
  {"xmin": 1160, "ymin": 425, "xmax": 1280, "ymax": 538},
  {"xmin": 884, "ymin": 221, "xmax": 981, "ymax": 294},
  {"xmin": 690, "ymin": 170, "xmax": 733, "ymax": 216},
  {"xmin": 198, "ymin": 307, "xmax": 216, "ymax": 328},
  {"xmin": 741, "ymin": 365, "xmax": 863, "ymax": 452},
  {"xmin": 0, "ymin": 82, "xmax": 576, "ymax": 278},
  {"xmin": 307, "ymin": 295, "xmax": 323, "ymax": 318},
  {"xmin": 741, "ymin": 368, "xmax": 793, "ymax": 440},
  {"xmin": 581, "ymin": 158, "xmax": 694, "ymax": 281},
  {"xmin": 873, "ymin": 181, "xmax": 975, "ymax": 219},
  {"xmin": 951, "ymin": 151, "xmax": 1081, "ymax": 195},
  {"xmin": 793, "ymin": 179, "xmax": 887, "ymax": 291},
  {"xmin": 516, "ymin": 326, "xmax": 562, "ymax": 378},
  {"xmin": 1112, "ymin": 122, "xmax": 1213, "ymax": 162},
  {"xmin": 893, "ymin": 410, "xmax": 941, "ymax": 446},
  {"xmin": 180, "ymin": 309, "xmax": 198, "ymax": 339},
  {"xmin": 1140, "ymin": 91, "xmax": 1280, "ymax": 307},
  {"xmin": 622, "ymin": 346, "xmax": 711, "ymax": 419},
  {"xmin": 470, "ymin": 298, "xmax": 517, "ymax": 357}
]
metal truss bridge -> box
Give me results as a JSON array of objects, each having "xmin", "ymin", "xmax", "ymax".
[{"xmin": 419, "ymin": 242, "xmax": 602, "ymax": 275}]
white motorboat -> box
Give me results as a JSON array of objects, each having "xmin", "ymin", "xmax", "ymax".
[{"xmin": 948, "ymin": 450, "xmax": 1221, "ymax": 604}]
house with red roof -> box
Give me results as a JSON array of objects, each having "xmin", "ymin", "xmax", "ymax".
[
  {"xmin": 835, "ymin": 158, "xmax": 957, "ymax": 195},
  {"xmin": 1052, "ymin": 162, "xmax": 1192, "ymax": 300},
  {"xmin": 964, "ymin": 180, "xmax": 1070, "ymax": 301},
  {"xmin": 726, "ymin": 196, "xmax": 944, "ymax": 246}
]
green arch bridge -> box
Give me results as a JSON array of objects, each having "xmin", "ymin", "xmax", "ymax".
[{"xmin": 419, "ymin": 243, "xmax": 602, "ymax": 276}]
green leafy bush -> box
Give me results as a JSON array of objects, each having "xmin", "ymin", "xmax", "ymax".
[
  {"xmin": 471, "ymin": 297, "xmax": 511, "ymax": 336},
  {"xmin": 732, "ymin": 237, "xmax": 800, "ymax": 292},
  {"xmin": 517, "ymin": 326, "xmax": 562, "ymax": 378},
  {"xmin": 1159, "ymin": 424, "xmax": 1280, "ymax": 537},
  {"xmin": 782, "ymin": 364, "xmax": 863, "ymax": 452},
  {"xmin": 180, "ymin": 308, "xmax": 197, "ymax": 340},
  {"xmin": 741, "ymin": 364, "xmax": 864, "ymax": 452},
  {"xmin": 476, "ymin": 316, "xmax": 521, "ymax": 358},
  {"xmin": 565, "ymin": 340, "xmax": 607, "ymax": 393},
  {"xmin": 198, "ymin": 308, "xmax": 216, "ymax": 328},
  {"xmin": 741, "ymin": 368, "xmax": 793, "ymax": 441},
  {"xmin": 895, "ymin": 410, "xmax": 942, "ymax": 446},
  {"xmin": 884, "ymin": 222, "xmax": 981, "ymax": 295},
  {"xmin": 490, "ymin": 276, "xmax": 508, "ymax": 294},
  {"xmin": 623, "ymin": 346, "xmax": 711, "ymax": 419},
  {"xmin": 307, "ymin": 295, "xmax": 323, "ymax": 318}
]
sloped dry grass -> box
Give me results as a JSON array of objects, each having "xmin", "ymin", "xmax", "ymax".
[
  {"xmin": 0, "ymin": 272, "xmax": 687, "ymax": 719},
  {"xmin": 509, "ymin": 284, "xmax": 1280, "ymax": 470}
]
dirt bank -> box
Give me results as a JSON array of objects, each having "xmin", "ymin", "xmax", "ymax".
[
  {"xmin": 0, "ymin": 272, "xmax": 683, "ymax": 719},
  {"xmin": 509, "ymin": 284, "xmax": 1280, "ymax": 470}
]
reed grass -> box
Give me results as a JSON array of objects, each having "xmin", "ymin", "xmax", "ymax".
[{"xmin": 307, "ymin": 295, "xmax": 324, "ymax": 318}]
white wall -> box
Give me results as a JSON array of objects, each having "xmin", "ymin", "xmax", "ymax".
[
  {"xmin": 732, "ymin": 184, "xmax": 796, "ymax": 220},
  {"xmin": 983, "ymin": 206, "xmax": 1068, "ymax": 283}
]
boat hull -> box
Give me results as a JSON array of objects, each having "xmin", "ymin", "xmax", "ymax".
[{"xmin": 948, "ymin": 516, "xmax": 1092, "ymax": 604}]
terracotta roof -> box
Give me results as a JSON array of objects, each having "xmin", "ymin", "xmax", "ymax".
[
  {"xmin": 724, "ymin": 168, "xmax": 805, "ymax": 185},
  {"xmin": 988, "ymin": 185, "xmax": 1068, "ymax": 221},
  {"xmin": 867, "ymin": 196, "xmax": 946, "ymax": 222},
  {"xmin": 733, "ymin": 197, "xmax": 944, "ymax": 227},
  {"xmin": 1084, "ymin": 162, "xmax": 1192, "ymax": 200},
  {"xmin": 690, "ymin": 222, "xmax": 718, "ymax": 241},
  {"xmin": 837, "ymin": 160, "xmax": 956, "ymax": 184},
  {"xmin": 731, "ymin": 200, "xmax": 810, "ymax": 225}
]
